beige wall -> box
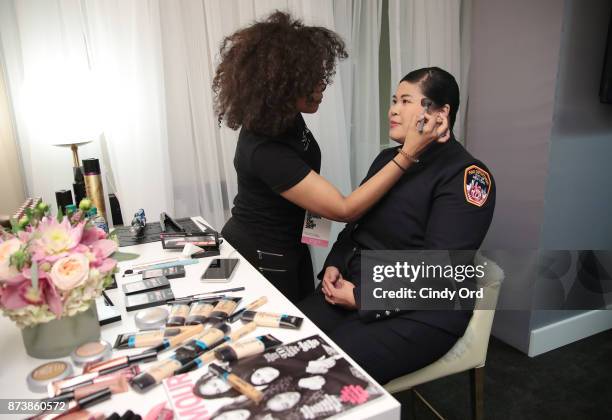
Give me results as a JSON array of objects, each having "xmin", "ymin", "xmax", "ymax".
[{"xmin": 0, "ymin": 62, "xmax": 25, "ymax": 215}]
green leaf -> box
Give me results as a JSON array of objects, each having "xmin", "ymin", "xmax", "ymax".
[
  {"xmin": 31, "ymin": 260, "xmax": 39, "ymax": 290},
  {"xmin": 111, "ymin": 251, "xmax": 140, "ymax": 262},
  {"xmin": 10, "ymin": 217, "xmax": 20, "ymax": 234},
  {"xmin": 57, "ymin": 207, "xmax": 64, "ymax": 223}
]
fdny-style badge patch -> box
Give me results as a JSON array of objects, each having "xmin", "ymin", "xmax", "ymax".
[{"xmin": 464, "ymin": 165, "xmax": 491, "ymax": 207}]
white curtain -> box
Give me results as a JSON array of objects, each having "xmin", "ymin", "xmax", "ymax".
[
  {"xmin": 0, "ymin": 0, "xmax": 174, "ymax": 220},
  {"xmin": 388, "ymin": 0, "xmax": 469, "ymax": 141},
  {"xmin": 333, "ymin": 0, "xmax": 382, "ymax": 188}
]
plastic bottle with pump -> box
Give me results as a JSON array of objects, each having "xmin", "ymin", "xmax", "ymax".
[{"xmin": 88, "ymin": 207, "xmax": 109, "ymax": 233}]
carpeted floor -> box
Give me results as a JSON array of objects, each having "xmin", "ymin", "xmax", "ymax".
[{"xmin": 394, "ymin": 328, "xmax": 612, "ymax": 420}]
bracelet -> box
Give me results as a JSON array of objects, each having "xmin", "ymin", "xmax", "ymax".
[
  {"xmin": 397, "ymin": 148, "xmax": 420, "ymax": 164},
  {"xmin": 392, "ymin": 158, "xmax": 407, "ymax": 172}
]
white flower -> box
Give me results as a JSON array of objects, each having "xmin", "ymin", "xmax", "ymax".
[{"xmin": 0, "ymin": 238, "xmax": 22, "ymax": 281}]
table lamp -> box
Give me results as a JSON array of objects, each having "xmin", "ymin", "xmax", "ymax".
[{"xmin": 54, "ymin": 140, "xmax": 92, "ymax": 206}]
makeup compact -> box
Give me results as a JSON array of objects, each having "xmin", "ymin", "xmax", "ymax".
[
  {"xmin": 27, "ymin": 361, "xmax": 74, "ymax": 393},
  {"xmin": 125, "ymin": 289, "xmax": 175, "ymax": 312},
  {"xmin": 135, "ymin": 307, "xmax": 170, "ymax": 330},
  {"xmin": 141, "ymin": 265, "xmax": 185, "ymax": 280},
  {"xmin": 70, "ymin": 341, "xmax": 113, "ymax": 366},
  {"xmin": 122, "ymin": 276, "xmax": 170, "ymax": 295}
]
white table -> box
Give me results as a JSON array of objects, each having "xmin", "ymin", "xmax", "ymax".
[{"xmin": 0, "ymin": 218, "xmax": 400, "ymax": 420}]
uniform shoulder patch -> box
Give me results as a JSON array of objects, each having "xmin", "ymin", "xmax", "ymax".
[{"xmin": 464, "ymin": 165, "xmax": 491, "ymax": 207}]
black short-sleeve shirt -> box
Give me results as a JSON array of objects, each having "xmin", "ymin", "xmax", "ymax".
[{"xmin": 230, "ymin": 114, "xmax": 321, "ymax": 248}]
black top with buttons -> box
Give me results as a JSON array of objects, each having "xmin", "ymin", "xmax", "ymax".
[{"xmin": 319, "ymin": 138, "xmax": 496, "ymax": 336}]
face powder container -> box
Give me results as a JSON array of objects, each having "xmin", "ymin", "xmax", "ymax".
[
  {"xmin": 135, "ymin": 307, "xmax": 169, "ymax": 330},
  {"xmin": 27, "ymin": 361, "xmax": 73, "ymax": 393},
  {"xmin": 70, "ymin": 340, "xmax": 112, "ymax": 366}
]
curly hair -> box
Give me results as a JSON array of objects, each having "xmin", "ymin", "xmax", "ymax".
[{"xmin": 212, "ymin": 11, "xmax": 348, "ymax": 136}]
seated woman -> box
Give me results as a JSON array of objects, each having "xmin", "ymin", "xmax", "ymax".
[{"xmin": 297, "ymin": 67, "xmax": 496, "ymax": 385}]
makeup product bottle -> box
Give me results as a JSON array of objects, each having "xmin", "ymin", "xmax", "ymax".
[
  {"xmin": 185, "ymin": 300, "xmax": 217, "ymax": 325},
  {"xmin": 87, "ymin": 207, "xmax": 109, "ymax": 233},
  {"xmin": 228, "ymin": 296, "xmax": 268, "ymax": 323},
  {"xmin": 208, "ymin": 297, "xmax": 242, "ymax": 321},
  {"xmin": 240, "ymin": 311, "xmax": 303, "ymax": 329},
  {"xmin": 166, "ymin": 302, "xmax": 190, "ymax": 326},
  {"xmin": 146, "ymin": 323, "xmax": 206, "ymax": 354},
  {"xmin": 215, "ymin": 335, "xmax": 282, "ymax": 363},
  {"xmin": 113, "ymin": 325, "xmax": 202, "ymax": 350},
  {"xmin": 130, "ymin": 323, "xmax": 230, "ymax": 392},
  {"xmin": 73, "ymin": 167, "xmax": 87, "ymax": 206},
  {"xmin": 208, "ymin": 364, "xmax": 263, "ymax": 404},
  {"xmin": 174, "ymin": 321, "xmax": 257, "ymax": 375},
  {"xmin": 82, "ymin": 158, "xmax": 107, "ymax": 220},
  {"xmin": 55, "ymin": 190, "xmax": 73, "ymax": 215}
]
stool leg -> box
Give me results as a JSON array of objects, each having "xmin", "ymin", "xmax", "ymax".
[{"xmin": 470, "ymin": 367, "xmax": 485, "ymax": 420}]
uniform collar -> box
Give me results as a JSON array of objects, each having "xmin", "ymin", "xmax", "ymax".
[{"xmin": 408, "ymin": 133, "xmax": 456, "ymax": 165}]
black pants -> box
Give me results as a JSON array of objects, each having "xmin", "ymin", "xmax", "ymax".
[
  {"xmin": 297, "ymin": 288, "xmax": 460, "ymax": 385},
  {"xmin": 222, "ymin": 217, "xmax": 315, "ymax": 303}
]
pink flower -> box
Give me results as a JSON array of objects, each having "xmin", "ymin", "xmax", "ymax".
[
  {"xmin": 97, "ymin": 258, "xmax": 117, "ymax": 274},
  {"xmin": 88, "ymin": 239, "xmax": 118, "ymax": 274},
  {"xmin": 49, "ymin": 254, "xmax": 90, "ymax": 292},
  {"xmin": 0, "ymin": 275, "xmax": 62, "ymax": 315},
  {"xmin": 0, "ymin": 238, "xmax": 22, "ymax": 282},
  {"xmin": 41, "ymin": 277, "xmax": 62, "ymax": 315},
  {"xmin": 91, "ymin": 239, "xmax": 118, "ymax": 260},
  {"xmin": 30, "ymin": 217, "xmax": 84, "ymax": 263},
  {"xmin": 81, "ymin": 226, "xmax": 107, "ymax": 246},
  {"xmin": 0, "ymin": 276, "xmax": 30, "ymax": 310}
]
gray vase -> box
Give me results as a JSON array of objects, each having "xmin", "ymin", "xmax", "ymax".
[{"xmin": 21, "ymin": 305, "xmax": 101, "ymax": 359}]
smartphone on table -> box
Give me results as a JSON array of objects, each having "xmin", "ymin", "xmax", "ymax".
[{"xmin": 201, "ymin": 258, "xmax": 239, "ymax": 283}]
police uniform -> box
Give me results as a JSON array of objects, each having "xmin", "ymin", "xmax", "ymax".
[{"xmin": 298, "ymin": 137, "xmax": 496, "ymax": 384}]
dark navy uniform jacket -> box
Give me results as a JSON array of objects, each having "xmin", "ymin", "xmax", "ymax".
[{"xmin": 319, "ymin": 137, "xmax": 496, "ymax": 337}]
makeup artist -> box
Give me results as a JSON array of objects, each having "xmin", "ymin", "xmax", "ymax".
[
  {"xmin": 213, "ymin": 12, "xmax": 449, "ymax": 303},
  {"xmin": 298, "ymin": 67, "xmax": 496, "ymax": 384}
]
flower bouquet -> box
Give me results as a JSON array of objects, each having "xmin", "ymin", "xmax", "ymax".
[{"xmin": 0, "ymin": 200, "xmax": 118, "ymax": 358}]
